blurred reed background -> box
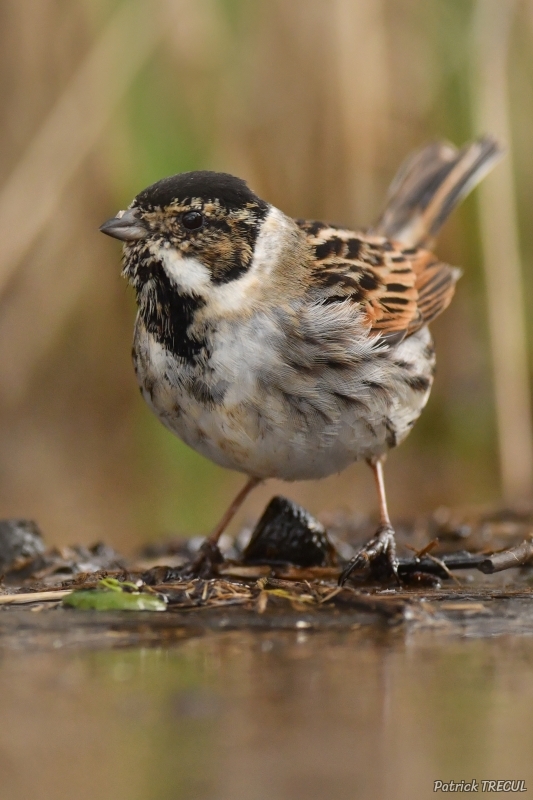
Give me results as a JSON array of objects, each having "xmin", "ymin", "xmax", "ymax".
[{"xmin": 1, "ymin": 0, "xmax": 533, "ymax": 551}]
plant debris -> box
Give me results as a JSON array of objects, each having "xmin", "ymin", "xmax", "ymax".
[
  {"xmin": 478, "ymin": 537, "xmax": 533, "ymax": 573},
  {"xmin": 0, "ymin": 589, "xmax": 72, "ymax": 606},
  {"xmin": 62, "ymin": 578, "xmax": 167, "ymax": 612},
  {"xmin": 3, "ymin": 499, "xmax": 533, "ymax": 643}
]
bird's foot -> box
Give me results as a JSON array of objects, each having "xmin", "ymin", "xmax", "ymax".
[
  {"xmin": 338, "ymin": 524, "xmax": 400, "ymax": 585},
  {"xmin": 180, "ymin": 539, "xmax": 225, "ymax": 579}
]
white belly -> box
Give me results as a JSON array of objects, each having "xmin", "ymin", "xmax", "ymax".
[{"xmin": 133, "ymin": 315, "xmax": 434, "ymax": 481}]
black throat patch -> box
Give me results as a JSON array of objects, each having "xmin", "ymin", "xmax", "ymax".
[{"xmin": 136, "ymin": 261, "xmax": 207, "ymax": 362}]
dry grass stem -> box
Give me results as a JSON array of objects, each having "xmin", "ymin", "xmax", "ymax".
[
  {"xmin": 0, "ymin": 590, "xmax": 72, "ymax": 605},
  {"xmin": 0, "ymin": 0, "xmax": 160, "ymax": 299},
  {"xmin": 472, "ymin": 0, "xmax": 533, "ymax": 501}
]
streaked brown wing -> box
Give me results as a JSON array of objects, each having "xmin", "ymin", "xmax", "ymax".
[
  {"xmin": 409, "ymin": 249, "xmax": 460, "ymax": 331},
  {"xmin": 296, "ymin": 220, "xmax": 458, "ymax": 340}
]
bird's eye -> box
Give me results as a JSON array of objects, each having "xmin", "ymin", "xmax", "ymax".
[{"xmin": 182, "ymin": 211, "xmax": 204, "ymax": 230}]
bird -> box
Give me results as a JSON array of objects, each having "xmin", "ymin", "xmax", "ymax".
[{"xmin": 100, "ymin": 136, "xmax": 502, "ymax": 582}]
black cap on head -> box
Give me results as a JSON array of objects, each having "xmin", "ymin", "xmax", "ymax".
[{"xmin": 133, "ymin": 170, "xmax": 267, "ymax": 211}]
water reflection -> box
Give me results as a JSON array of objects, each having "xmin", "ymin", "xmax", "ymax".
[{"xmin": 0, "ymin": 630, "xmax": 532, "ymax": 799}]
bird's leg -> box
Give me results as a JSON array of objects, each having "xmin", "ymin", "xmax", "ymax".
[
  {"xmin": 339, "ymin": 457, "xmax": 400, "ymax": 585},
  {"xmin": 373, "ymin": 456, "xmax": 392, "ymax": 530},
  {"xmin": 187, "ymin": 476, "xmax": 262, "ymax": 576}
]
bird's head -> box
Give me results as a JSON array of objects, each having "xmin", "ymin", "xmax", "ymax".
[{"xmin": 100, "ymin": 171, "xmax": 271, "ymax": 297}]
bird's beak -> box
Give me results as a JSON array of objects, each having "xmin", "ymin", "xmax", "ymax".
[{"xmin": 99, "ymin": 208, "xmax": 148, "ymax": 241}]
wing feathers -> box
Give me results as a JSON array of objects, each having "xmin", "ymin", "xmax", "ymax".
[
  {"xmin": 295, "ymin": 136, "xmax": 498, "ymax": 339},
  {"xmin": 408, "ymin": 252, "xmax": 459, "ymax": 332},
  {"xmin": 372, "ymin": 136, "xmax": 503, "ymax": 247},
  {"xmin": 299, "ymin": 223, "xmax": 459, "ymax": 339}
]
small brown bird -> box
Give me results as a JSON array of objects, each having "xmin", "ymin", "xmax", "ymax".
[{"xmin": 100, "ymin": 137, "xmax": 501, "ymax": 580}]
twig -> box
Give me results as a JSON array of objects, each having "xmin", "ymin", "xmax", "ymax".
[
  {"xmin": 479, "ymin": 539, "xmax": 533, "ymax": 573},
  {"xmin": 0, "ymin": 590, "xmax": 72, "ymax": 605},
  {"xmin": 218, "ymin": 564, "xmax": 271, "ymax": 579},
  {"xmin": 320, "ymin": 586, "xmax": 344, "ymax": 604},
  {"xmin": 405, "ymin": 539, "xmax": 439, "ymax": 558},
  {"xmin": 425, "ymin": 553, "xmax": 462, "ymax": 586}
]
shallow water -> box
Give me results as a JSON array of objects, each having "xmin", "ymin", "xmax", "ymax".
[{"xmin": 1, "ymin": 627, "xmax": 533, "ymax": 800}]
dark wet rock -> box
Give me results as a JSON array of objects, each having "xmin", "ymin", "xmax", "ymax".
[
  {"xmin": 243, "ymin": 496, "xmax": 337, "ymax": 567},
  {"xmin": 0, "ymin": 520, "xmax": 45, "ymax": 572},
  {"xmin": 2, "ymin": 539, "xmax": 126, "ymax": 587}
]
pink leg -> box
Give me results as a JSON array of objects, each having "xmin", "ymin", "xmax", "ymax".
[
  {"xmin": 206, "ymin": 476, "xmax": 262, "ymax": 546},
  {"xmin": 370, "ymin": 457, "xmax": 392, "ymax": 528},
  {"xmin": 339, "ymin": 457, "xmax": 399, "ymax": 585},
  {"xmin": 188, "ymin": 476, "xmax": 262, "ymax": 576}
]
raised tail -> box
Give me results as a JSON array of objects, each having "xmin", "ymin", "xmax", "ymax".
[{"xmin": 372, "ymin": 136, "xmax": 503, "ymax": 248}]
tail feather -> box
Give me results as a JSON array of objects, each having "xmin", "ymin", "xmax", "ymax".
[{"xmin": 372, "ymin": 136, "xmax": 503, "ymax": 248}]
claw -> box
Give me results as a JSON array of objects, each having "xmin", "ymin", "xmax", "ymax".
[
  {"xmin": 180, "ymin": 539, "xmax": 224, "ymax": 579},
  {"xmin": 338, "ymin": 524, "xmax": 400, "ymax": 585}
]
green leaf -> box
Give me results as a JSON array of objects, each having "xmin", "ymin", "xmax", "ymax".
[{"xmin": 62, "ymin": 582, "xmax": 167, "ymax": 612}]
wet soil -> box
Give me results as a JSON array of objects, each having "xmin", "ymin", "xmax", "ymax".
[{"xmin": 3, "ymin": 502, "xmax": 533, "ymax": 799}]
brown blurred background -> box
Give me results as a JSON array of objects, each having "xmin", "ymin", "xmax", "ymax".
[{"xmin": 1, "ymin": 0, "xmax": 532, "ymax": 551}]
